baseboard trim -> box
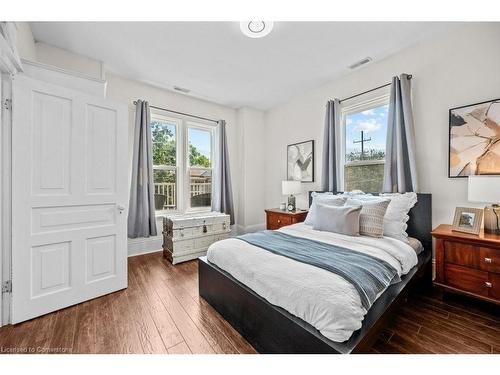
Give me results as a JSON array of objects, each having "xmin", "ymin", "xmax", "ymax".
[
  {"xmin": 128, "ymin": 236, "xmax": 163, "ymax": 257},
  {"xmin": 128, "ymin": 249, "xmax": 163, "ymax": 258}
]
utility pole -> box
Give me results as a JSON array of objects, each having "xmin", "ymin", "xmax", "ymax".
[{"xmin": 353, "ymin": 130, "xmax": 372, "ymax": 158}]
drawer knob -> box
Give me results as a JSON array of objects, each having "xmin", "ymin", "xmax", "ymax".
[
  {"xmin": 277, "ymin": 219, "xmax": 281, "ymax": 224},
  {"xmin": 485, "ymin": 282, "xmax": 492, "ymax": 288},
  {"xmin": 484, "ymin": 257, "xmax": 493, "ymax": 263}
]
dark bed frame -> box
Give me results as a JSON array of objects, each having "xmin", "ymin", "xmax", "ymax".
[{"xmin": 199, "ymin": 192, "xmax": 432, "ymax": 353}]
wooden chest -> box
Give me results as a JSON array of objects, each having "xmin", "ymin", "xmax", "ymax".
[
  {"xmin": 432, "ymin": 224, "xmax": 500, "ymax": 304},
  {"xmin": 163, "ymin": 212, "xmax": 231, "ymax": 264}
]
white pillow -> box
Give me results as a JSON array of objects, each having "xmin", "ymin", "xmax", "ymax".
[
  {"xmin": 305, "ymin": 193, "xmax": 346, "ymax": 225},
  {"xmin": 380, "ymin": 192, "xmax": 418, "ymax": 242}
]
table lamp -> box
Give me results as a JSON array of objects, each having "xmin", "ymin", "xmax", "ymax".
[
  {"xmin": 282, "ymin": 180, "xmax": 302, "ymax": 211},
  {"xmin": 468, "ymin": 176, "xmax": 500, "ymax": 234}
]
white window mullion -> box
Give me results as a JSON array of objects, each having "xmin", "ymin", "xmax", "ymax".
[{"xmin": 185, "ymin": 123, "xmax": 191, "ymax": 212}]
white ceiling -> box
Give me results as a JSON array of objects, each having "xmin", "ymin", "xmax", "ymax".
[{"xmin": 30, "ymin": 22, "xmax": 454, "ymax": 110}]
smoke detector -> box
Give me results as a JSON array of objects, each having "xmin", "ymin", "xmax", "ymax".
[
  {"xmin": 240, "ymin": 21, "xmax": 274, "ymax": 38},
  {"xmin": 348, "ymin": 57, "xmax": 372, "ymax": 70}
]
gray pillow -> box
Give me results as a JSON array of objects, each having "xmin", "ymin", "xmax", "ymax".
[
  {"xmin": 313, "ymin": 203, "xmax": 361, "ymax": 236},
  {"xmin": 346, "ymin": 198, "xmax": 391, "ymax": 238},
  {"xmin": 304, "ymin": 195, "xmax": 347, "ymax": 225}
]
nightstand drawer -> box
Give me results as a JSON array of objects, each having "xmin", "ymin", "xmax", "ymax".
[
  {"xmin": 445, "ymin": 263, "xmax": 489, "ymax": 297},
  {"xmin": 479, "ymin": 247, "xmax": 500, "ymax": 274},
  {"xmin": 268, "ymin": 214, "xmax": 292, "ymax": 229},
  {"xmin": 488, "ymin": 273, "xmax": 500, "ymax": 299},
  {"xmin": 444, "ymin": 241, "xmax": 480, "ymax": 268},
  {"xmin": 265, "ymin": 209, "xmax": 308, "ymax": 230}
]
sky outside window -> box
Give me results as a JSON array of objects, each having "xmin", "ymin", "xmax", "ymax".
[
  {"xmin": 345, "ymin": 104, "xmax": 388, "ymax": 161},
  {"xmin": 188, "ymin": 128, "xmax": 212, "ymax": 162}
]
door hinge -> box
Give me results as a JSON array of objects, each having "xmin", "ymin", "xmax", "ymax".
[
  {"xmin": 1, "ymin": 280, "xmax": 12, "ymax": 294},
  {"xmin": 2, "ymin": 98, "xmax": 12, "ymax": 111}
]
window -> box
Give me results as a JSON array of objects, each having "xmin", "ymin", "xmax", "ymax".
[
  {"xmin": 151, "ymin": 117, "xmax": 178, "ymax": 211},
  {"xmin": 150, "ymin": 113, "xmax": 215, "ymax": 214},
  {"xmin": 341, "ymin": 95, "xmax": 389, "ymax": 192},
  {"xmin": 187, "ymin": 127, "xmax": 213, "ymax": 209}
]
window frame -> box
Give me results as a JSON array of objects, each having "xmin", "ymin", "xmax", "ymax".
[
  {"xmin": 339, "ymin": 93, "xmax": 390, "ymax": 192},
  {"xmin": 150, "ymin": 112, "xmax": 182, "ymax": 215},
  {"xmin": 149, "ymin": 110, "xmax": 216, "ymax": 216}
]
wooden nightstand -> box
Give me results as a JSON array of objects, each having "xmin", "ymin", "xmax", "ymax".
[
  {"xmin": 432, "ymin": 224, "xmax": 500, "ymax": 305},
  {"xmin": 265, "ymin": 208, "xmax": 308, "ymax": 230}
]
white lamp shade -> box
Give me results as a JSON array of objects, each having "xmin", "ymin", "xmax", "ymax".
[
  {"xmin": 282, "ymin": 180, "xmax": 302, "ymax": 195},
  {"xmin": 468, "ymin": 176, "xmax": 500, "ymax": 203}
]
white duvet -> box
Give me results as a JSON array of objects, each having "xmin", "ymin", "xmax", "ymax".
[{"xmin": 206, "ymin": 223, "xmax": 418, "ymax": 342}]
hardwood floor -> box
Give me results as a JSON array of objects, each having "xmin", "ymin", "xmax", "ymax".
[
  {"xmin": 0, "ymin": 252, "xmax": 498, "ymax": 354},
  {"xmin": 371, "ymin": 287, "xmax": 500, "ymax": 354}
]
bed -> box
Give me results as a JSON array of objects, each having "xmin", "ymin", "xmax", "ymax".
[{"xmin": 198, "ymin": 192, "xmax": 432, "ymax": 353}]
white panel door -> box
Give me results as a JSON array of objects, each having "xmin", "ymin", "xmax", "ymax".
[{"xmin": 11, "ymin": 74, "xmax": 128, "ymax": 323}]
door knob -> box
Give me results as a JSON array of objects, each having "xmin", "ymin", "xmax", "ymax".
[{"xmin": 117, "ymin": 204, "xmax": 125, "ymax": 214}]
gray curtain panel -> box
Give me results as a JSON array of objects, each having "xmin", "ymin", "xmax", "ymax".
[
  {"xmin": 128, "ymin": 100, "xmax": 157, "ymax": 238},
  {"xmin": 383, "ymin": 74, "xmax": 418, "ymax": 193},
  {"xmin": 321, "ymin": 99, "xmax": 341, "ymax": 191},
  {"xmin": 211, "ymin": 120, "xmax": 235, "ymax": 225}
]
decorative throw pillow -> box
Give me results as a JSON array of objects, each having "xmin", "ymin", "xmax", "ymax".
[
  {"xmin": 313, "ymin": 203, "xmax": 362, "ymax": 236},
  {"xmin": 380, "ymin": 192, "xmax": 418, "ymax": 242},
  {"xmin": 304, "ymin": 194, "xmax": 346, "ymax": 225},
  {"xmin": 346, "ymin": 198, "xmax": 391, "ymax": 238}
]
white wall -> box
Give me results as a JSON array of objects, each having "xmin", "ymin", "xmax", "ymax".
[
  {"xmin": 15, "ymin": 22, "xmax": 36, "ymax": 61},
  {"xmin": 264, "ymin": 23, "xmax": 500, "ymax": 230},
  {"xmin": 36, "ymin": 42, "xmax": 104, "ymax": 80},
  {"xmin": 235, "ymin": 107, "xmax": 266, "ymax": 233}
]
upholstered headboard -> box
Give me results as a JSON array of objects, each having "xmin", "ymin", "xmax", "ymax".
[{"xmin": 308, "ymin": 192, "xmax": 432, "ymax": 251}]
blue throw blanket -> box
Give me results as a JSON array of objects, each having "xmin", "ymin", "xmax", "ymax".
[{"xmin": 237, "ymin": 230, "xmax": 398, "ymax": 310}]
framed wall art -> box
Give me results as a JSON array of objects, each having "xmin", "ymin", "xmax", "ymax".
[
  {"xmin": 449, "ymin": 98, "xmax": 500, "ymax": 177},
  {"xmin": 287, "ymin": 140, "xmax": 314, "ymax": 182}
]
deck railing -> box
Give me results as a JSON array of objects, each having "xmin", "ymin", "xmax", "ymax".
[{"xmin": 154, "ymin": 182, "xmax": 212, "ymax": 210}]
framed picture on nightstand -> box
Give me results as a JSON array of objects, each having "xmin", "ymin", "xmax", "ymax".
[{"xmin": 451, "ymin": 207, "xmax": 483, "ymax": 235}]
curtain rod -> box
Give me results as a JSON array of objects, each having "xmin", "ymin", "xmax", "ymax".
[
  {"xmin": 339, "ymin": 74, "xmax": 413, "ymax": 103},
  {"xmin": 133, "ymin": 100, "xmax": 218, "ymax": 123}
]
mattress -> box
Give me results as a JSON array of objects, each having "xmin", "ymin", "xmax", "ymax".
[{"xmin": 206, "ymin": 223, "xmax": 418, "ymax": 342}]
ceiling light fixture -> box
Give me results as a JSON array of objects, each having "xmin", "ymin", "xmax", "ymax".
[{"xmin": 240, "ymin": 21, "xmax": 274, "ymax": 38}]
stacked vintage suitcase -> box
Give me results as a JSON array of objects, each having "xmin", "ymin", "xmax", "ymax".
[{"xmin": 162, "ymin": 212, "xmax": 231, "ymax": 264}]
